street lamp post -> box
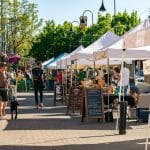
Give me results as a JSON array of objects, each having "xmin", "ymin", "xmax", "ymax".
[
  {"xmin": 70, "ymin": 20, "xmax": 80, "ymax": 86},
  {"xmin": 99, "ymin": 0, "xmax": 106, "ymax": 12},
  {"xmin": 70, "ymin": 20, "xmax": 80, "ymax": 32},
  {"xmin": 80, "ymin": 10, "xmax": 96, "ymax": 81},
  {"xmin": 114, "ymin": 0, "xmax": 116, "ymax": 16},
  {"xmin": 80, "ymin": 10, "xmax": 93, "ymax": 27},
  {"xmin": 99, "ymin": 0, "xmax": 116, "ymax": 16},
  {"xmin": 69, "ymin": 20, "xmax": 80, "ymax": 53},
  {"xmin": 99, "ymin": 0, "xmax": 127, "ymax": 135}
]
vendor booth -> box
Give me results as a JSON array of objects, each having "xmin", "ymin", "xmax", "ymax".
[
  {"xmin": 71, "ymin": 31, "xmax": 120, "ymax": 61},
  {"xmin": 44, "ymin": 53, "xmax": 68, "ymax": 90},
  {"xmin": 65, "ymin": 20, "xmax": 150, "ymax": 137},
  {"xmin": 46, "ymin": 53, "xmax": 68, "ymax": 69},
  {"xmin": 92, "ymin": 19, "xmax": 150, "ymax": 136},
  {"xmin": 42, "ymin": 57, "xmax": 54, "ymax": 69}
]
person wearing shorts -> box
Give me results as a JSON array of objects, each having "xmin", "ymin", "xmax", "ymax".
[{"xmin": 0, "ymin": 62, "xmax": 9, "ymax": 119}]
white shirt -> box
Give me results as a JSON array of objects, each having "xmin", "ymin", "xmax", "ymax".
[{"xmin": 118, "ymin": 67, "xmax": 130, "ymax": 86}]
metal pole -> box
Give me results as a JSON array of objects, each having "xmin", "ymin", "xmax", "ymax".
[
  {"xmin": 71, "ymin": 63, "xmax": 73, "ymax": 86},
  {"xmin": 107, "ymin": 57, "xmax": 110, "ymax": 121},
  {"xmin": 145, "ymin": 105, "xmax": 150, "ymax": 150},
  {"xmin": 82, "ymin": 10, "xmax": 94, "ymax": 79},
  {"xmin": 82, "ymin": 10, "xmax": 93, "ymax": 27},
  {"xmin": 71, "ymin": 21, "xmax": 80, "ymax": 26},
  {"xmin": 114, "ymin": 0, "xmax": 116, "ymax": 16},
  {"xmin": 70, "ymin": 20, "xmax": 80, "ymax": 86}
]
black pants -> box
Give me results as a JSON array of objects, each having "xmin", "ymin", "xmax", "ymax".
[{"xmin": 33, "ymin": 81, "xmax": 43, "ymax": 105}]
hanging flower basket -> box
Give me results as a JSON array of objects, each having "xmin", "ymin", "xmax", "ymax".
[
  {"xmin": 0, "ymin": 53, "xmax": 8, "ymax": 62},
  {"xmin": 8, "ymin": 54, "xmax": 21, "ymax": 64}
]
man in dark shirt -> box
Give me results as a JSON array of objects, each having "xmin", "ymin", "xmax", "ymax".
[{"xmin": 32, "ymin": 62, "xmax": 44, "ymax": 108}]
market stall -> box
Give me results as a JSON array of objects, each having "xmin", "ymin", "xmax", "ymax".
[{"xmin": 93, "ymin": 19, "xmax": 150, "ymax": 135}]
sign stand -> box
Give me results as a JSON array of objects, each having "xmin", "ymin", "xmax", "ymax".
[
  {"xmin": 66, "ymin": 86, "xmax": 83, "ymax": 114},
  {"xmin": 82, "ymin": 87, "xmax": 105, "ymax": 122},
  {"xmin": 53, "ymin": 83, "xmax": 65, "ymax": 106}
]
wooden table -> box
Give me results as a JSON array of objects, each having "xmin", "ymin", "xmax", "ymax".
[{"xmin": 103, "ymin": 93, "xmax": 136, "ymax": 108}]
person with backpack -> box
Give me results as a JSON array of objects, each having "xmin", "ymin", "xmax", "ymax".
[{"xmin": 32, "ymin": 62, "xmax": 44, "ymax": 109}]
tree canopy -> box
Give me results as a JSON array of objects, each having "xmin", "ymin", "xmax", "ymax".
[
  {"xmin": 0, "ymin": 0, "xmax": 140, "ymax": 62},
  {"xmin": 0, "ymin": 0, "xmax": 42, "ymax": 56},
  {"xmin": 29, "ymin": 10, "xmax": 140, "ymax": 62}
]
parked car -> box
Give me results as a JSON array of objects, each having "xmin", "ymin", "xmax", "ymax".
[{"xmin": 135, "ymin": 70, "xmax": 144, "ymax": 82}]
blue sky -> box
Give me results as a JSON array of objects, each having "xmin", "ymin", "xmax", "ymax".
[{"xmin": 29, "ymin": 0, "xmax": 150, "ymax": 25}]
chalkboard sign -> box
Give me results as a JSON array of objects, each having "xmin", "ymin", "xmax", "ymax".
[
  {"xmin": 66, "ymin": 86, "xmax": 83, "ymax": 114},
  {"xmin": 84, "ymin": 88, "xmax": 104, "ymax": 120},
  {"xmin": 54, "ymin": 84, "xmax": 65, "ymax": 105}
]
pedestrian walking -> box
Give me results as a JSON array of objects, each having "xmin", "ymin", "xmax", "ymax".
[{"xmin": 32, "ymin": 61, "xmax": 44, "ymax": 109}]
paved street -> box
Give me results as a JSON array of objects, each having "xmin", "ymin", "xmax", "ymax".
[{"xmin": 0, "ymin": 91, "xmax": 149, "ymax": 150}]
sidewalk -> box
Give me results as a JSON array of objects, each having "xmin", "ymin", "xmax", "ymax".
[{"xmin": 0, "ymin": 91, "xmax": 149, "ymax": 150}]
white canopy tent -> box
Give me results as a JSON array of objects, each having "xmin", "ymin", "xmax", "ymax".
[
  {"xmin": 42, "ymin": 57, "xmax": 54, "ymax": 69},
  {"xmin": 92, "ymin": 19, "xmax": 150, "ymax": 133},
  {"xmin": 46, "ymin": 53, "xmax": 68, "ymax": 69},
  {"xmin": 94, "ymin": 19, "xmax": 150, "ymax": 60},
  {"xmin": 57, "ymin": 45, "xmax": 84, "ymax": 66},
  {"xmin": 71, "ymin": 31, "xmax": 120, "ymax": 61},
  {"xmin": 60, "ymin": 58, "xmax": 132, "ymax": 68},
  {"xmin": 124, "ymin": 20, "xmax": 150, "ymax": 49},
  {"xmin": 57, "ymin": 31, "xmax": 132, "ymax": 70}
]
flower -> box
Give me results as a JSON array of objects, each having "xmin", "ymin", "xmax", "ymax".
[{"xmin": 8, "ymin": 54, "xmax": 21, "ymax": 64}]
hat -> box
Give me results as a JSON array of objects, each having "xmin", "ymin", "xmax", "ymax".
[{"xmin": 0, "ymin": 62, "xmax": 7, "ymax": 67}]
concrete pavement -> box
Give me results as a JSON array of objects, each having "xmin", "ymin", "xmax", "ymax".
[{"xmin": 0, "ymin": 91, "xmax": 149, "ymax": 150}]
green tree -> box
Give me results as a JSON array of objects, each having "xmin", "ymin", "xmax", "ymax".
[
  {"xmin": 3, "ymin": 0, "xmax": 42, "ymax": 56},
  {"xmin": 80, "ymin": 13, "xmax": 112, "ymax": 47},
  {"xmin": 0, "ymin": 0, "xmax": 42, "ymax": 55},
  {"xmin": 30, "ymin": 20, "xmax": 83, "ymax": 61},
  {"xmin": 0, "ymin": 0, "xmax": 9, "ymax": 53},
  {"xmin": 111, "ymin": 10, "xmax": 140, "ymax": 35},
  {"xmin": 30, "ymin": 11, "xmax": 140, "ymax": 61}
]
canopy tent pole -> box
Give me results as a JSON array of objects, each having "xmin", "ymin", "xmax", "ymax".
[
  {"xmin": 93, "ymin": 44, "xmax": 96, "ymax": 84},
  {"xmin": 119, "ymin": 50, "xmax": 125, "ymax": 102},
  {"xmin": 93, "ymin": 60, "xmax": 96, "ymax": 83},
  {"xmin": 60, "ymin": 59, "xmax": 64, "ymax": 84},
  {"xmin": 65, "ymin": 65, "xmax": 68, "ymax": 94},
  {"xmin": 107, "ymin": 57, "xmax": 110, "ymax": 121},
  {"xmin": 116, "ymin": 48, "xmax": 125, "ymax": 131},
  {"xmin": 145, "ymin": 105, "xmax": 150, "ymax": 150},
  {"xmin": 71, "ymin": 62, "xmax": 73, "ymax": 86},
  {"xmin": 75, "ymin": 60, "xmax": 78, "ymax": 85}
]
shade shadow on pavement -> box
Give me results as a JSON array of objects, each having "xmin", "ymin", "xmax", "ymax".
[
  {"xmin": 0, "ymin": 139, "xmax": 146, "ymax": 150},
  {"xmin": 4, "ymin": 92, "xmax": 146, "ymax": 131},
  {"xmin": 4, "ymin": 117, "xmax": 117, "ymax": 130}
]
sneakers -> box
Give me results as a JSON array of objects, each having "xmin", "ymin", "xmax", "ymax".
[
  {"xmin": 39, "ymin": 103, "xmax": 44, "ymax": 108},
  {"xmin": 35, "ymin": 103, "xmax": 44, "ymax": 109},
  {"xmin": 36, "ymin": 105, "xmax": 39, "ymax": 109}
]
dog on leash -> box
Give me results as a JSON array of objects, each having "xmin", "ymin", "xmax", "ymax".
[{"xmin": 10, "ymin": 97, "xmax": 19, "ymax": 120}]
